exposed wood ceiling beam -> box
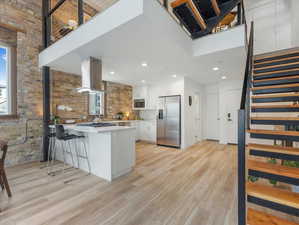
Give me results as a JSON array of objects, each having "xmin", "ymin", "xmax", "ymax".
[
  {"xmin": 211, "ymin": 0, "xmax": 221, "ymax": 16},
  {"xmin": 171, "ymin": 0, "xmax": 207, "ymax": 30}
]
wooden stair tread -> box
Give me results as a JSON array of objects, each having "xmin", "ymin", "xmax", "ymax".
[
  {"xmin": 251, "ymin": 117, "xmax": 299, "ymax": 121},
  {"xmin": 253, "ymin": 68, "xmax": 299, "ymax": 76},
  {"xmin": 251, "ymin": 83, "xmax": 299, "ymax": 90},
  {"xmin": 248, "ymin": 159, "xmax": 299, "ymax": 179},
  {"xmin": 247, "ymin": 143, "xmax": 299, "ymax": 156},
  {"xmin": 255, "ymin": 50, "xmax": 299, "ymax": 61},
  {"xmin": 252, "ymin": 93, "xmax": 299, "ymax": 99},
  {"xmin": 247, "ymin": 182, "xmax": 299, "ymax": 209},
  {"xmin": 254, "ymin": 55, "xmax": 299, "ymax": 66},
  {"xmin": 247, "ymin": 129, "xmax": 299, "ymax": 137},
  {"xmin": 254, "ymin": 61, "xmax": 299, "ymax": 70},
  {"xmin": 171, "ymin": 0, "xmax": 207, "ymax": 29},
  {"xmin": 253, "ymin": 75, "xmax": 299, "ymax": 83},
  {"xmin": 251, "ymin": 104, "xmax": 299, "ymax": 109},
  {"xmin": 247, "ymin": 208, "xmax": 299, "ymax": 225}
]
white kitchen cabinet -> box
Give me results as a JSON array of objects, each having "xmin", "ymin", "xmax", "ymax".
[
  {"xmin": 133, "ymin": 86, "xmax": 148, "ymax": 100},
  {"xmin": 129, "ymin": 121, "xmax": 140, "ymax": 141},
  {"xmin": 138, "ymin": 120, "xmax": 156, "ymax": 143},
  {"xmin": 133, "ymin": 85, "xmax": 157, "ymax": 110}
]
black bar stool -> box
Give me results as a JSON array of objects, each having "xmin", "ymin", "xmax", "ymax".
[{"xmin": 48, "ymin": 125, "xmax": 90, "ymax": 175}]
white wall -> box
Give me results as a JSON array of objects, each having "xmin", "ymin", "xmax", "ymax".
[
  {"xmin": 291, "ymin": 0, "xmax": 299, "ymax": 46},
  {"xmin": 245, "ymin": 0, "xmax": 292, "ymax": 55},
  {"xmin": 203, "ymin": 79, "xmax": 242, "ymax": 144},
  {"xmin": 193, "ymin": 25, "xmax": 246, "ymax": 57},
  {"xmin": 183, "ymin": 77, "xmax": 204, "ymax": 149}
]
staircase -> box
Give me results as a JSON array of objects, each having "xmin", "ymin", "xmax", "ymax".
[
  {"xmin": 170, "ymin": 0, "xmax": 242, "ymax": 39},
  {"xmin": 238, "ymin": 23, "xmax": 299, "ymax": 225}
]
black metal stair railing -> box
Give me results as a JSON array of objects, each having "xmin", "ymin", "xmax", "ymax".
[{"xmin": 238, "ymin": 21, "xmax": 254, "ymax": 225}]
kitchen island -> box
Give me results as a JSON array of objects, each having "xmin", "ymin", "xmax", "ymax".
[{"xmin": 55, "ymin": 124, "xmax": 136, "ymax": 182}]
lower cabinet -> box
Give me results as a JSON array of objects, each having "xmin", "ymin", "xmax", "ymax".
[{"xmin": 137, "ymin": 120, "xmax": 156, "ymax": 143}]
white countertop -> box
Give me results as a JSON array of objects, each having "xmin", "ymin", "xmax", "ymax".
[{"xmin": 65, "ymin": 125, "xmax": 135, "ymax": 133}]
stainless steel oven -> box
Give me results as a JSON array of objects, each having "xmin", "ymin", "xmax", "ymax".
[{"xmin": 134, "ymin": 99, "xmax": 145, "ymax": 109}]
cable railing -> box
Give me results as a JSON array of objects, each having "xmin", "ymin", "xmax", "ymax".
[
  {"xmin": 237, "ymin": 21, "xmax": 254, "ymax": 225},
  {"xmin": 43, "ymin": 0, "xmax": 119, "ymax": 46}
]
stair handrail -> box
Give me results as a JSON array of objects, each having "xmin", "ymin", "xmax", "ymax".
[
  {"xmin": 238, "ymin": 21, "xmax": 254, "ymax": 225},
  {"xmin": 240, "ymin": 21, "xmax": 254, "ymax": 110}
]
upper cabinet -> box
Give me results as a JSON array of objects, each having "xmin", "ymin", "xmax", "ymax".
[
  {"xmin": 133, "ymin": 85, "xmax": 156, "ymax": 110},
  {"xmin": 133, "ymin": 86, "xmax": 148, "ymax": 100}
]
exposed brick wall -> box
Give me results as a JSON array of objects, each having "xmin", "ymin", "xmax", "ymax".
[
  {"xmin": 51, "ymin": 71, "xmax": 133, "ymax": 120},
  {"xmin": 51, "ymin": 71, "xmax": 89, "ymax": 119},
  {"xmin": 106, "ymin": 82, "xmax": 133, "ymax": 119},
  {"xmin": 0, "ymin": 0, "xmax": 43, "ymax": 166}
]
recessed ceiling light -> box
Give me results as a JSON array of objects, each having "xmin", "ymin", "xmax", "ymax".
[
  {"xmin": 221, "ymin": 76, "xmax": 227, "ymax": 80},
  {"xmin": 141, "ymin": 80, "xmax": 146, "ymax": 83},
  {"xmin": 141, "ymin": 62, "xmax": 148, "ymax": 67},
  {"xmin": 213, "ymin": 67, "xmax": 219, "ymax": 71},
  {"xmin": 172, "ymin": 74, "xmax": 177, "ymax": 78},
  {"xmin": 110, "ymin": 71, "xmax": 115, "ymax": 75}
]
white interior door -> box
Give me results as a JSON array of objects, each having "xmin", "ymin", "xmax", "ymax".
[
  {"xmin": 193, "ymin": 93, "xmax": 201, "ymax": 142},
  {"xmin": 225, "ymin": 89, "xmax": 242, "ymax": 144},
  {"xmin": 206, "ymin": 93, "xmax": 219, "ymax": 140}
]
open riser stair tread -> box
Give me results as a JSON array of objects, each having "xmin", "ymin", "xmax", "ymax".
[
  {"xmin": 247, "ymin": 208, "xmax": 299, "ymax": 225},
  {"xmin": 248, "ymin": 144, "xmax": 299, "ymax": 156},
  {"xmin": 251, "ymin": 104, "xmax": 299, "ymax": 112},
  {"xmin": 248, "ymin": 159, "xmax": 299, "ymax": 185},
  {"xmin": 248, "ymin": 129, "xmax": 299, "ymax": 141},
  {"xmin": 251, "ymin": 83, "xmax": 299, "ymax": 94},
  {"xmin": 254, "ymin": 56, "xmax": 299, "ymax": 69},
  {"xmin": 253, "ymin": 76, "xmax": 299, "ymax": 87},
  {"xmin": 248, "ymin": 144, "xmax": 299, "ymax": 161},
  {"xmin": 251, "ymin": 93, "xmax": 299, "ymax": 103},
  {"xmin": 251, "ymin": 117, "xmax": 299, "ymax": 125},
  {"xmin": 253, "ymin": 68, "xmax": 299, "ymax": 80},
  {"xmin": 254, "ymin": 61, "xmax": 299, "ymax": 74},
  {"xmin": 246, "ymin": 182, "xmax": 299, "ymax": 209},
  {"xmin": 254, "ymin": 51, "xmax": 299, "ymax": 64}
]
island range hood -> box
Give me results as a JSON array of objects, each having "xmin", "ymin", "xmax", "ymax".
[{"xmin": 77, "ymin": 57, "xmax": 104, "ymax": 93}]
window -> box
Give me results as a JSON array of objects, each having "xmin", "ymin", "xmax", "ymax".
[
  {"xmin": 89, "ymin": 92, "xmax": 105, "ymax": 116},
  {"xmin": 0, "ymin": 45, "xmax": 10, "ymax": 115}
]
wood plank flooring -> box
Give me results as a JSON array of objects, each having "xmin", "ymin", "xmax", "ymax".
[{"xmin": 0, "ymin": 141, "xmax": 237, "ymax": 225}]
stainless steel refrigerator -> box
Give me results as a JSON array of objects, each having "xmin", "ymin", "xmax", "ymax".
[{"xmin": 157, "ymin": 95, "xmax": 181, "ymax": 148}]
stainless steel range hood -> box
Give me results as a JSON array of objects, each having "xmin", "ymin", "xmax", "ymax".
[{"xmin": 77, "ymin": 57, "xmax": 104, "ymax": 93}]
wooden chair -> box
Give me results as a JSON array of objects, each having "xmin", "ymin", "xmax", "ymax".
[{"xmin": 0, "ymin": 140, "xmax": 12, "ymax": 197}]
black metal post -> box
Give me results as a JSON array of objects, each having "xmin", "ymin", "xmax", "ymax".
[
  {"xmin": 238, "ymin": 109, "xmax": 246, "ymax": 225},
  {"xmin": 237, "ymin": 3, "xmax": 242, "ymax": 25},
  {"xmin": 163, "ymin": 0, "xmax": 168, "ymax": 10},
  {"xmin": 42, "ymin": 0, "xmax": 51, "ymax": 162},
  {"xmin": 78, "ymin": 0, "xmax": 84, "ymax": 25}
]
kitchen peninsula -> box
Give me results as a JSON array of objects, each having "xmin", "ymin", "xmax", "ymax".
[{"xmin": 57, "ymin": 123, "xmax": 136, "ymax": 182}]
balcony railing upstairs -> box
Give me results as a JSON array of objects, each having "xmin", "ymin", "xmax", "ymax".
[{"xmin": 43, "ymin": 0, "xmax": 119, "ymax": 46}]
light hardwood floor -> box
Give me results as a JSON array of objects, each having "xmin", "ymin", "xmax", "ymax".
[{"xmin": 0, "ymin": 141, "xmax": 238, "ymax": 225}]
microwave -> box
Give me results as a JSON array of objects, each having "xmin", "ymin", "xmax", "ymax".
[{"xmin": 134, "ymin": 99, "xmax": 145, "ymax": 109}]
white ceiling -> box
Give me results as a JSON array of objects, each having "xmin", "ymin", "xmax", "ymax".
[{"xmin": 43, "ymin": 0, "xmax": 246, "ymax": 86}]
